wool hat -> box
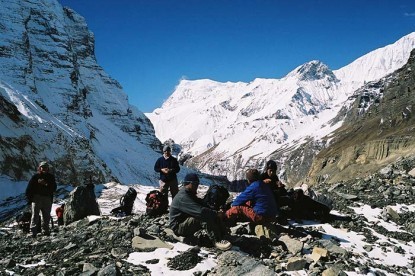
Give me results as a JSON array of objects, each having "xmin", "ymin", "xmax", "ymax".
[
  {"xmin": 183, "ymin": 173, "xmax": 200, "ymax": 185},
  {"xmin": 39, "ymin": 161, "xmax": 49, "ymax": 167},
  {"xmin": 163, "ymin": 145, "xmax": 171, "ymax": 152},
  {"xmin": 266, "ymin": 160, "xmax": 277, "ymax": 171},
  {"xmin": 246, "ymin": 169, "xmax": 260, "ymax": 183}
]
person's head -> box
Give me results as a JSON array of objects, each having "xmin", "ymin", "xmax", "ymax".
[
  {"xmin": 163, "ymin": 145, "xmax": 171, "ymax": 157},
  {"xmin": 38, "ymin": 161, "xmax": 49, "ymax": 174},
  {"xmin": 246, "ymin": 169, "xmax": 260, "ymax": 184},
  {"xmin": 265, "ymin": 160, "xmax": 277, "ymax": 177},
  {"xmin": 182, "ymin": 173, "xmax": 200, "ymax": 194}
]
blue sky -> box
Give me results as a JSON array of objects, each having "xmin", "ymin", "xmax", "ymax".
[{"xmin": 58, "ymin": 0, "xmax": 415, "ymax": 113}]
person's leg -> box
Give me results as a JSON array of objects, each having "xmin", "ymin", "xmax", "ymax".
[
  {"xmin": 176, "ymin": 217, "xmax": 203, "ymax": 237},
  {"xmin": 30, "ymin": 196, "xmax": 40, "ymax": 237},
  {"xmin": 170, "ymin": 179, "xmax": 179, "ymax": 198},
  {"xmin": 203, "ymin": 216, "xmax": 227, "ymax": 242},
  {"xmin": 225, "ymin": 206, "xmax": 264, "ymax": 224},
  {"xmin": 159, "ymin": 180, "xmax": 169, "ymax": 196},
  {"xmin": 40, "ymin": 196, "xmax": 52, "ymax": 235}
]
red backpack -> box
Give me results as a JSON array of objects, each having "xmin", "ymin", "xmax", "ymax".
[{"xmin": 145, "ymin": 190, "xmax": 168, "ymax": 217}]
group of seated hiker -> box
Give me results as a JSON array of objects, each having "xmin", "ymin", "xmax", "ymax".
[
  {"xmin": 167, "ymin": 160, "xmax": 333, "ymax": 251},
  {"xmin": 108, "ymin": 155, "xmax": 332, "ymax": 251}
]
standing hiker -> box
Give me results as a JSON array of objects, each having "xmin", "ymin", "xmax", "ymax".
[
  {"xmin": 26, "ymin": 161, "xmax": 57, "ymax": 237},
  {"xmin": 154, "ymin": 145, "xmax": 180, "ymax": 199}
]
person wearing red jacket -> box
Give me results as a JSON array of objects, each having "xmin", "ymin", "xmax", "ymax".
[{"xmin": 55, "ymin": 203, "xmax": 65, "ymax": 226}]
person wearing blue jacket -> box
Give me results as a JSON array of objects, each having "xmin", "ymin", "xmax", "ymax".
[
  {"xmin": 226, "ymin": 168, "xmax": 278, "ymax": 224},
  {"xmin": 154, "ymin": 145, "xmax": 181, "ymax": 198}
]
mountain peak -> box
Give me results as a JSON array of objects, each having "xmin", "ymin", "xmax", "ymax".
[{"xmin": 286, "ymin": 60, "xmax": 338, "ymax": 82}]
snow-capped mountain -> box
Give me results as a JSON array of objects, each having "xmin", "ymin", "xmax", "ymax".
[
  {"xmin": 147, "ymin": 32, "xmax": 415, "ymax": 183},
  {"xmin": 0, "ymin": 0, "xmax": 162, "ymax": 185}
]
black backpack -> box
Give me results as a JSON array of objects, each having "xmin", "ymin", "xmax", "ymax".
[
  {"xmin": 203, "ymin": 184, "xmax": 230, "ymax": 211},
  {"xmin": 111, "ymin": 187, "xmax": 137, "ymax": 216},
  {"xmin": 16, "ymin": 211, "xmax": 31, "ymax": 233},
  {"xmin": 145, "ymin": 190, "xmax": 168, "ymax": 217}
]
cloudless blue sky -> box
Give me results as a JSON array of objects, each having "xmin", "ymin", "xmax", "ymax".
[{"xmin": 58, "ymin": 0, "xmax": 415, "ymax": 113}]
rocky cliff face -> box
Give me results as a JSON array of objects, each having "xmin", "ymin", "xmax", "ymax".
[
  {"xmin": 0, "ymin": 0, "xmax": 161, "ymax": 185},
  {"xmin": 308, "ymin": 49, "xmax": 415, "ymax": 184}
]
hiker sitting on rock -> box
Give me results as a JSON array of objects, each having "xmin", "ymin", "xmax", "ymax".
[
  {"xmin": 226, "ymin": 169, "xmax": 278, "ymax": 225},
  {"xmin": 260, "ymin": 160, "xmax": 290, "ymax": 207},
  {"xmin": 169, "ymin": 173, "xmax": 232, "ymax": 251}
]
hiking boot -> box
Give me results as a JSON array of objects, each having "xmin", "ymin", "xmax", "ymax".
[{"xmin": 215, "ymin": 240, "xmax": 232, "ymax": 251}]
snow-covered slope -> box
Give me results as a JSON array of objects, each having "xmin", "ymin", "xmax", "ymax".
[
  {"xmin": 146, "ymin": 33, "xmax": 415, "ymax": 182},
  {"xmin": 0, "ymin": 0, "xmax": 161, "ymax": 185}
]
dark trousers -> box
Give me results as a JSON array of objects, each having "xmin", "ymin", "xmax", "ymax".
[
  {"xmin": 159, "ymin": 179, "xmax": 179, "ymax": 198},
  {"xmin": 175, "ymin": 216, "xmax": 226, "ymax": 243},
  {"xmin": 30, "ymin": 194, "xmax": 52, "ymax": 234}
]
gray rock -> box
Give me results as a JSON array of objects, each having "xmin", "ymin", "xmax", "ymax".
[
  {"xmin": 335, "ymin": 192, "xmax": 358, "ymax": 200},
  {"xmin": 278, "ymin": 235, "xmax": 304, "ymax": 255},
  {"xmin": 132, "ymin": 235, "xmax": 173, "ymax": 250},
  {"xmin": 83, "ymin": 262, "xmax": 98, "ymax": 273},
  {"xmin": 97, "ymin": 264, "xmax": 120, "ymax": 276},
  {"xmin": 64, "ymin": 185, "xmax": 101, "ymax": 225},
  {"xmin": 212, "ymin": 251, "xmax": 275, "ymax": 275},
  {"xmin": 286, "ymin": 256, "xmax": 308, "ymax": 271},
  {"xmin": 318, "ymin": 240, "xmax": 347, "ymax": 256},
  {"xmin": 385, "ymin": 206, "xmax": 400, "ymax": 221}
]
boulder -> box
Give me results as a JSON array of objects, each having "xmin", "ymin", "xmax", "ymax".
[
  {"xmin": 278, "ymin": 235, "xmax": 304, "ymax": 255},
  {"xmin": 64, "ymin": 185, "xmax": 101, "ymax": 225},
  {"xmin": 132, "ymin": 235, "xmax": 173, "ymax": 250},
  {"xmin": 286, "ymin": 257, "xmax": 308, "ymax": 271}
]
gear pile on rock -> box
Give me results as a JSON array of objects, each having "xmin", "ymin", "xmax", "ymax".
[{"xmin": 0, "ymin": 160, "xmax": 414, "ymax": 275}]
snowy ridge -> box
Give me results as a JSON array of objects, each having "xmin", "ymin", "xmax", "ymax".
[{"xmin": 147, "ymin": 32, "xmax": 415, "ymax": 182}]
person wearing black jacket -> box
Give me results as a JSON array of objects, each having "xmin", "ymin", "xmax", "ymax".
[
  {"xmin": 154, "ymin": 145, "xmax": 180, "ymax": 198},
  {"xmin": 169, "ymin": 173, "xmax": 232, "ymax": 251},
  {"xmin": 260, "ymin": 160, "xmax": 290, "ymax": 207},
  {"xmin": 25, "ymin": 161, "xmax": 56, "ymax": 237}
]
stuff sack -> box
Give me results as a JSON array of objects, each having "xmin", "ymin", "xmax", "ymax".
[
  {"xmin": 16, "ymin": 211, "xmax": 32, "ymax": 233},
  {"xmin": 288, "ymin": 189, "xmax": 331, "ymax": 220},
  {"xmin": 145, "ymin": 190, "xmax": 168, "ymax": 217},
  {"xmin": 301, "ymin": 184, "xmax": 333, "ymax": 210},
  {"xmin": 111, "ymin": 187, "xmax": 137, "ymax": 216},
  {"xmin": 203, "ymin": 184, "xmax": 230, "ymax": 211}
]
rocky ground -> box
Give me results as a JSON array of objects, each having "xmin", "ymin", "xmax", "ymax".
[{"xmin": 0, "ymin": 161, "xmax": 414, "ymax": 275}]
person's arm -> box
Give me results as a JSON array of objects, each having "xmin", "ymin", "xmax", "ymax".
[
  {"xmin": 172, "ymin": 158, "xmax": 180, "ymax": 173},
  {"xmin": 154, "ymin": 158, "xmax": 161, "ymax": 173},
  {"xmin": 179, "ymin": 194, "xmax": 217, "ymax": 221},
  {"xmin": 232, "ymin": 183, "xmax": 255, "ymax": 206},
  {"xmin": 25, "ymin": 176, "xmax": 36, "ymax": 203},
  {"xmin": 50, "ymin": 174, "xmax": 57, "ymax": 193}
]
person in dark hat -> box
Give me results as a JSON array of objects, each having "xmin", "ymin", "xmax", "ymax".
[
  {"xmin": 154, "ymin": 145, "xmax": 181, "ymax": 198},
  {"xmin": 169, "ymin": 173, "xmax": 232, "ymax": 251},
  {"xmin": 260, "ymin": 160, "xmax": 289, "ymax": 207},
  {"xmin": 225, "ymin": 168, "xmax": 278, "ymax": 225},
  {"xmin": 25, "ymin": 161, "xmax": 57, "ymax": 237}
]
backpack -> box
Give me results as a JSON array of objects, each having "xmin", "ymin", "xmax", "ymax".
[
  {"xmin": 111, "ymin": 187, "xmax": 137, "ymax": 216},
  {"xmin": 203, "ymin": 184, "xmax": 230, "ymax": 211},
  {"xmin": 16, "ymin": 211, "xmax": 31, "ymax": 233},
  {"xmin": 301, "ymin": 184, "xmax": 333, "ymax": 210},
  {"xmin": 145, "ymin": 190, "xmax": 168, "ymax": 217}
]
